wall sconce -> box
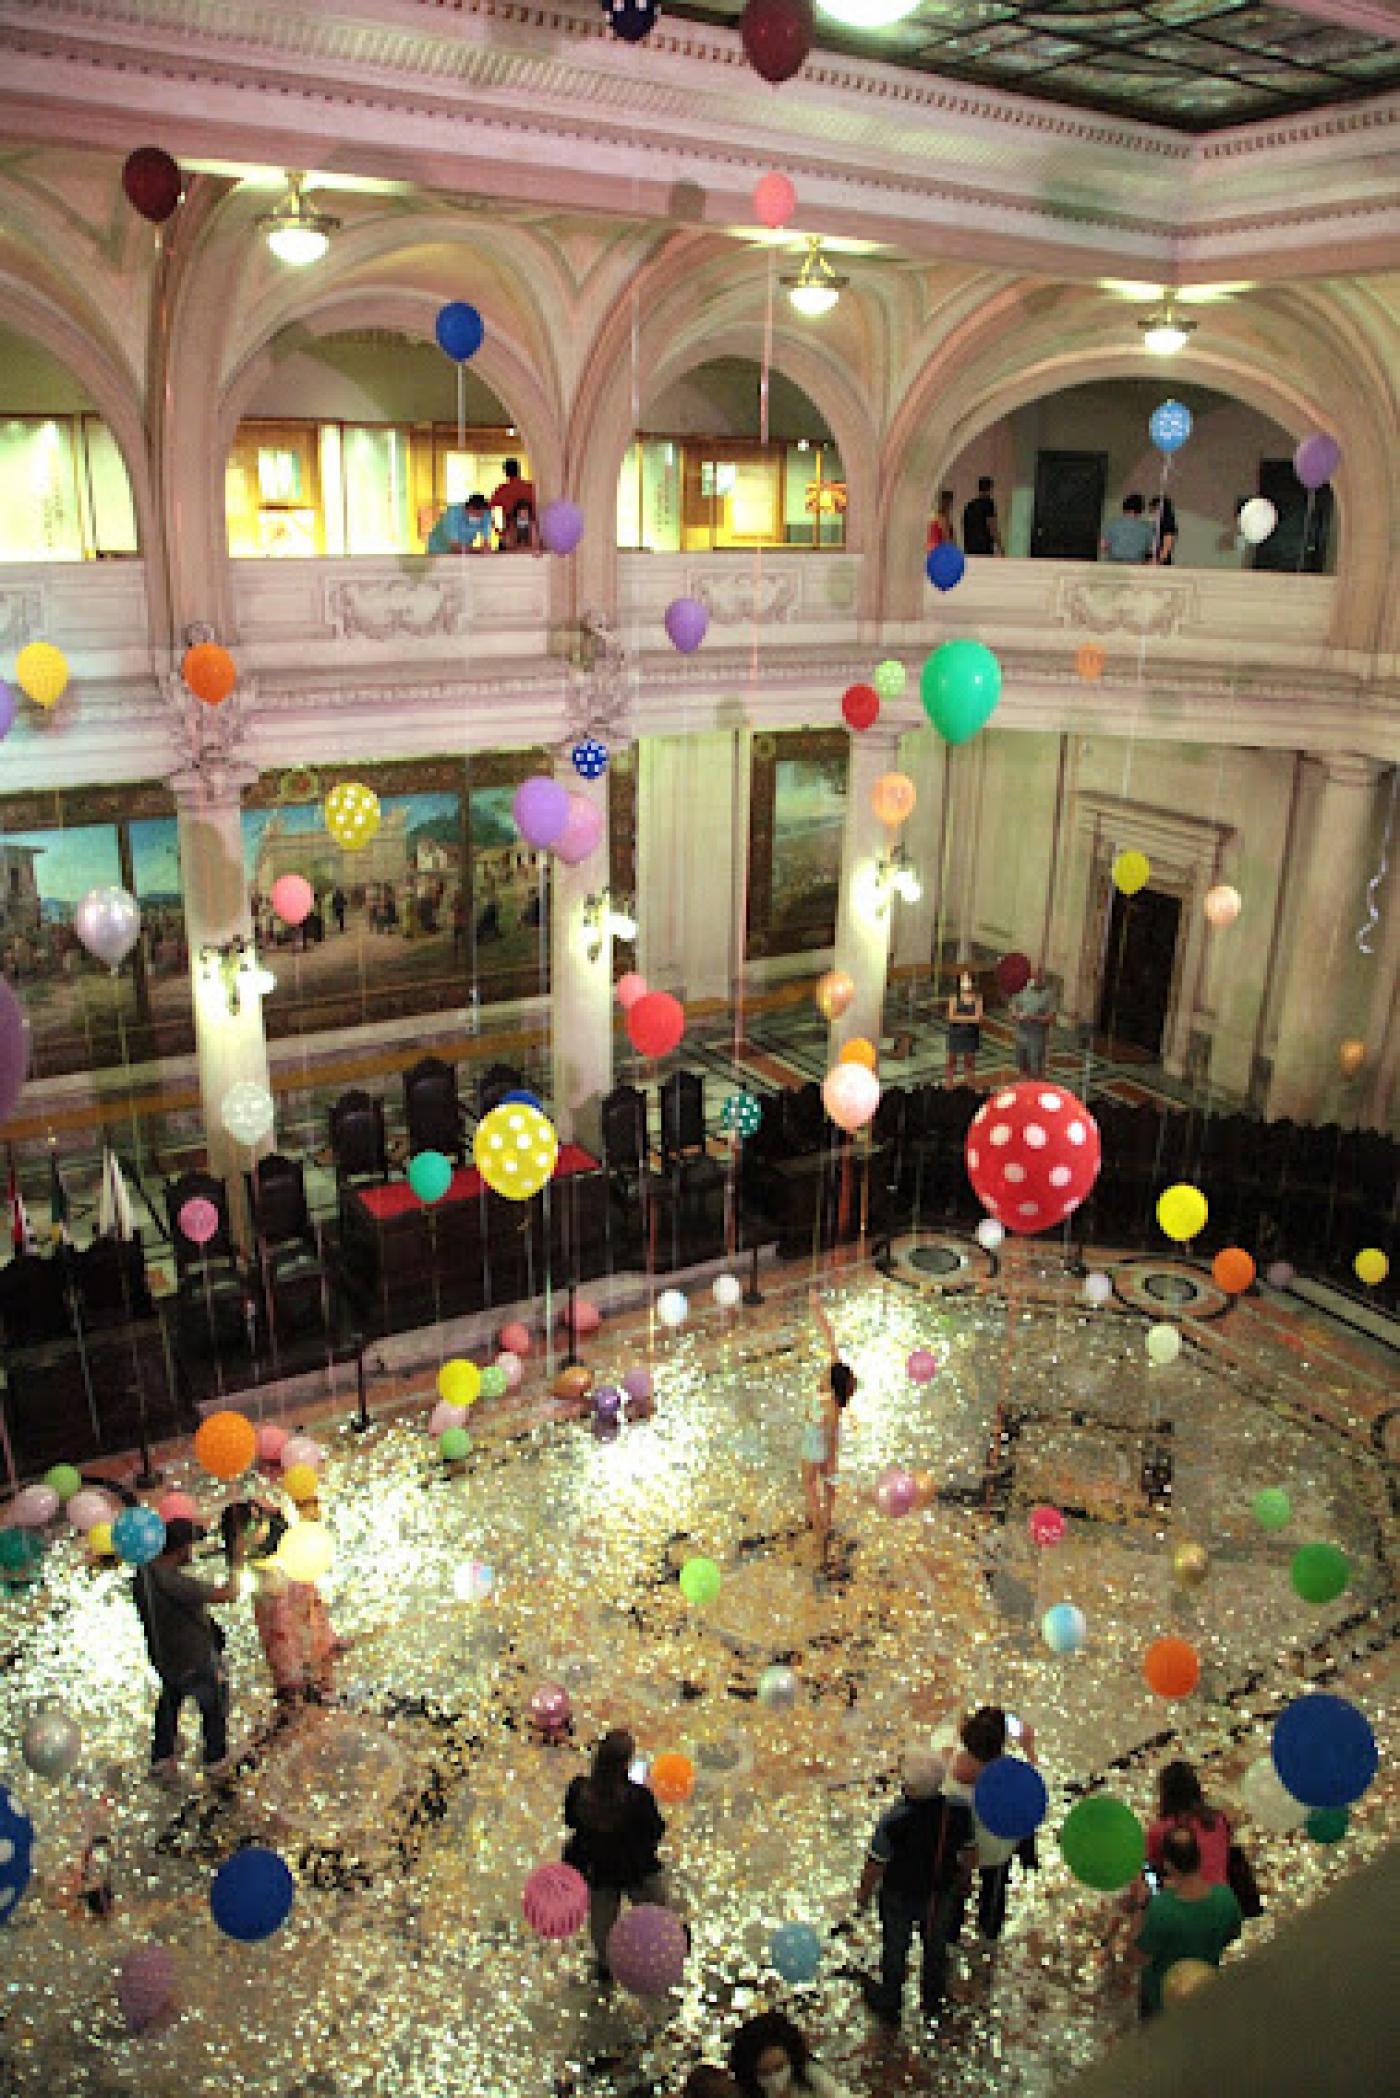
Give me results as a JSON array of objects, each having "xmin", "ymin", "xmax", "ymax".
[
  {"xmin": 198, "ymin": 938, "xmax": 276, "ymax": 1017},
  {"xmin": 872, "ymin": 845, "xmax": 923, "ymax": 914},
  {"xmin": 582, "ymin": 890, "xmax": 638, "ymax": 964}
]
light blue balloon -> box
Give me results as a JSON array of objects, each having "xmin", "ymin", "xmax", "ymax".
[
  {"xmin": 112, "ymin": 1505, "xmax": 166, "ymax": 1567},
  {"xmin": 1041, "ymin": 1601, "xmax": 1087, "ymax": 1654},
  {"xmin": 1149, "ymin": 399, "xmax": 1193, "ymax": 454},
  {"xmin": 770, "ymin": 1920, "xmax": 822, "ymax": 1983}
]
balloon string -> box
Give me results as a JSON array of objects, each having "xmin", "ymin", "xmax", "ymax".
[{"xmin": 1355, "ymin": 769, "xmax": 1396, "ymax": 956}]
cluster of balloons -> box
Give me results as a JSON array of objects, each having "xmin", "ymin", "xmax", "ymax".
[{"xmin": 512, "ymin": 773, "xmax": 602, "ymax": 864}]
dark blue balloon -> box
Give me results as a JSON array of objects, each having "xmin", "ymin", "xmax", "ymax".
[
  {"xmin": 925, "ymin": 542, "xmax": 965, "ymax": 592},
  {"xmin": 0, "ymin": 1785, "xmax": 34, "ymax": 1928},
  {"xmin": 602, "ymin": 0, "xmax": 658, "ymax": 39},
  {"xmin": 974, "ymin": 1755, "xmax": 1048, "ymax": 1841},
  {"xmin": 210, "ymin": 1846, "xmax": 295, "ymax": 1942},
  {"xmin": 1271, "ymin": 1693, "xmax": 1378, "ymax": 1810},
  {"xmin": 434, "ymin": 301, "xmax": 484, "ymax": 363},
  {"xmin": 500, "ymin": 1089, "xmax": 543, "ymax": 1111}
]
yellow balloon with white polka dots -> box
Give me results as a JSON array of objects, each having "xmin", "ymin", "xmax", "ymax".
[
  {"xmin": 474, "ymin": 1102, "xmax": 559, "ymax": 1201},
  {"xmin": 324, "ymin": 780, "xmax": 382, "ymax": 851}
]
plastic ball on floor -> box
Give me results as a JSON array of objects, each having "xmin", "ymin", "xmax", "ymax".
[
  {"xmin": 1041, "ymin": 1602, "xmax": 1086, "ymax": 1653},
  {"xmin": 770, "ymin": 1920, "xmax": 822, "ymax": 1983},
  {"xmin": 523, "ymin": 1862, "xmax": 589, "ymax": 1939},
  {"xmin": 607, "ymin": 1903, "xmax": 687, "ymax": 1995}
]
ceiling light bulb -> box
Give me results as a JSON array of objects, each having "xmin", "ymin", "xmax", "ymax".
[
  {"xmin": 789, "ymin": 283, "xmax": 839, "ymax": 318},
  {"xmin": 1139, "ymin": 298, "xmax": 1196, "ymax": 357},
  {"xmin": 259, "ymin": 172, "xmax": 339, "ymax": 266},
  {"xmin": 817, "ymin": 0, "xmax": 921, "ymax": 23},
  {"xmin": 781, "ymin": 235, "xmax": 848, "ymax": 321}
]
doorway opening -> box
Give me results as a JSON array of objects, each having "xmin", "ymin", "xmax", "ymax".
[
  {"xmin": 1250, "ymin": 458, "xmax": 1333, "ymax": 573},
  {"xmin": 1031, "ymin": 449, "xmax": 1108, "ymax": 561},
  {"xmin": 1097, "ymin": 886, "xmax": 1181, "ymax": 1061}
]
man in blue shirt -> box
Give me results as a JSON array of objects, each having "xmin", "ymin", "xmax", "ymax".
[
  {"xmin": 1102, "ymin": 492, "xmax": 1154, "ymax": 563},
  {"xmin": 855, "ymin": 1750, "xmax": 974, "ymax": 2026},
  {"xmin": 427, "ymin": 492, "xmax": 492, "ymax": 553}
]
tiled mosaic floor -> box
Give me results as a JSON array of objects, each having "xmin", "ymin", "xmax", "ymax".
[{"xmin": 0, "ymin": 1249, "xmax": 1394, "ymax": 2097}]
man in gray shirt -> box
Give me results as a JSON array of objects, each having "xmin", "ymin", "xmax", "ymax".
[
  {"xmin": 1011, "ymin": 972, "xmax": 1057, "ymax": 1078},
  {"xmin": 133, "ymin": 1516, "xmax": 241, "ymax": 1781},
  {"xmin": 1102, "ymin": 493, "xmax": 1153, "ymax": 563}
]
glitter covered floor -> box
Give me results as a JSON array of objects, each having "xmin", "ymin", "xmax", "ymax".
[{"xmin": 1, "ymin": 1249, "xmax": 1395, "ymax": 2098}]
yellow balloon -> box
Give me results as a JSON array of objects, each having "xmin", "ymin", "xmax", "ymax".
[
  {"xmin": 1157, "ymin": 1183, "xmax": 1208, "ymax": 1243},
  {"xmin": 1354, "ymin": 1247, "xmax": 1388, "ymax": 1287},
  {"xmin": 324, "ymin": 780, "xmax": 381, "ymax": 851},
  {"xmin": 1171, "ymin": 1541, "xmax": 1210, "ymax": 1589},
  {"xmin": 839, "ymin": 1037, "xmax": 877, "ymax": 1070},
  {"xmin": 277, "ymin": 1520, "xmax": 334, "ymax": 1583},
  {"xmin": 1113, "ymin": 849, "xmax": 1150, "ymax": 896},
  {"xmin": 282, "ymin": 1462, "xmax": 319, "ymax": 1505},
  {"xmin": 474, "ymin": 1102, "xmax": 559, "ymax": 1201},
  {"xmin": 16, "ymin": 641, "xmax": 70, "ymax": 708},
  {"xmin": 88, "ymin": 1521, "xmax": 113, "ymax": 1556},
  {"xmin": 438, "ymin": 1357, "xmax": 482, "ymax": 1408}
]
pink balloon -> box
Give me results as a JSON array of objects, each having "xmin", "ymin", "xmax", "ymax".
[
  {"xmin": 561, "ymin": 1296, "xmax": 601, "ymax": 1336},
  {"xmin": 552, "ymin": 792, "xmax": 603, "ymax": 866},
  {"xmin": 10, "ymin": 1484, "xmax": 58, "ymax": 1527},
  {"xmin": 616, "ymin": 971, "xmax": 648, "ymax": 1011},
  {"xmin": 907, "ymin": 1347, "xmax": 938, "ymax": 1384},
  {"xmin": 495, "ymin": 1349, "xmax": 523, "ymax": 1389},
  {"xmin": 270, "ymin": 874, "xmax": 313, "ymax": 927},
  {"xmin": 622, "ymin": 1365, "xmax": 653, "ymax": 1403},
  {"xmin": 875, "ymin": 1467, "xmax": 918, "ymax": 1518},
  {"xmin": 255, "ymin": 1423, "xmax": 289, "ymax": 1464},
  {"xmin": 429, "ymin": 1400, "xmax": 467, "ymax": 1439},
  {"xmin": 178, "ymin": 1195, "xmax": 219, "ymax": 1246},
  {"xmin": 117, "ymin": 1942, "xmax": 177, "ymax": 2034},
  {"xmin": 822, "ymin": 1062, "xmax": 881, "ymax": 1132},
  {"xmin": 280, "ymin": 1435, "xmax": 323, "ymax": 1472},
  {"xmin": 522, "ymin": 1861, "xmax": 589, "ymax": 1940},
  {"xmin": 157, "ymin": 1491, "xmax": 198, "ymax": 1524},
  {"xmin": 754, "ymin": 170, "xmax": 797, "ymax": 230},
  {"xmin": 67, "ymin": 1488, "xmax": 116, "ymax": 1532},
  {"xmin": 1028, "ymin": 1504, "xmax": 1066, "ymax": 1548},
  {"xmin": 499, "ymin": 1321, "xmax": 532, "ymax": 1357},
  {"xmin": 528, "ymin": 1681, "xmax": 572, "ymax": 1735}
]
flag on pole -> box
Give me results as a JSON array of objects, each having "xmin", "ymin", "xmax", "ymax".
[
  {"xmin": 98, "ymin": 1145, "xmax": 134, "ymax": 1241},
  {"xmin": 48, "ymin": 1149, "xmax": 71, "ymax": 1247},
  {"xmin": 8, "ymin": 1157, "xmax": 36, "ymax": 1256}
]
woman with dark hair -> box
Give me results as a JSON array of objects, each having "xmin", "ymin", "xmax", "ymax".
[
  {"xmin": 1147, "ymin": 1758, "xmax": 1231, "ymax": 1885},
  {"xmin": 802, "ymin": 1291, "xmax": 857, "ymax": 1549},
  {"xmin": 728, "ymin": 2011, "xmax": 850, "ymax": 2097},
  {"xmin": 563, "ymin": 1727, "xmax": 672, "ymax": 1980},
  {"xmin": 680, "ymin": 2071, "xmax": 741, "ymax": 2098}
]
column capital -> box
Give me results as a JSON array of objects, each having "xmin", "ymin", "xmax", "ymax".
[
  {"xmin": 1305, "ymin": 751, "xmax": 1384, "ymax": 791},
  {"xmin": 161, "ymin": 671, "xmax": 259, "ymax": 811}
]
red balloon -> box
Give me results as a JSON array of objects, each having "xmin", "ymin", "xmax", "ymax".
[
  {"xmin": 841, "ymin": 683, "xmax": 880, "ymax": 732},
  {"xmin": 965, "ymin": 1081, "xmax": 1101, "ymax": 1236},
  {"xmin": 627, "ymin": 991, "xmax": 685, "ymax": 1060},
  {"xmin": 122, "ymin": 148, "xmax": 183, "ymax": 224},
  {"xmin": 996, "ymin": 951, "xmax": 1032, "ymax": 996},
  {"xmin": 754, "ymin": 171, "xmax": 797, "ymax": 230},
  {"xmin": 741, "ymin": 0, "xmax": 813, "ymax": 84}
]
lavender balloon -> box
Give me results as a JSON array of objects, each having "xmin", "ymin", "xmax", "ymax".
[
  {"xmin": 512, "ymin": 775, "xmax": 570, "ymax": 850},
  {"xmin": 593, "ymin": 1384, "xmax": 623, "ymax": 1421},
  {"xmin": 621, "ymin": 1366, "xmax": 653, "ymax": 1404},
  {"xmin": 1294, "ymin": 431, "xmax": 1341, "ymax": 490},
  {"xmin": 553, "ymin": 792, "xmax": 603, "ymax": 865},
  {"xmin": 0, "ymin": 681, "xmax": 16, "ymax": 742},
  {"xmin": 0, "ymin": 980, "xmax": 29, "ymax": 1127},
  {"xmin": 874, "ymin": 1467, "xmax": 918, "ymax": 1518},
  {"xmin": 540, "ymin": 500, "xmax": 584, "ymax": 556},
  {"xmin": 73, "ymin": 886, "xmax": 140, "ymax": 971},
  {"xmin": 664, "ymin": 596, "xmax": 709, "ymax": 654}
]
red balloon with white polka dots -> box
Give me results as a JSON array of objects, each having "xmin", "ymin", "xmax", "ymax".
[{"xmin": 965, "ymin": 1082, "xmax": 1101, "ymax": 1235}]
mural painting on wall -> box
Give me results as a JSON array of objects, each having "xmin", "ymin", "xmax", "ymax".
[
  {"xmin": 747, "ymin": 730, "xmax": 849, "ymax": 959},
  {"xmin": 0, "ymin": 787, "xmax": 190, "ymax": 1079}
]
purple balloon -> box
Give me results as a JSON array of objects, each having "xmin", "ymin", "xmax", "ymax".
[
  {"xmin": 875, "ymin": 1466, "xmax": 918, "ymax": 1518},
  {"xmin": 0, "ymin": 681, "xmax": 16, "ymax": 742},
  {"xmin": 528, "ymin": 1682, "xmax": 572, "ymax": 1735},
  {"xmin": 512, "ymin": 775, "xmax": 570, "ymax": 850},
  {"xmin": 593, "ymin": 1384, "xmax": 623, "ymax": 1419},
  {"xmin": 540, "ymin": 500, "xmax": 584, "ymax": 556},
  {"xmin": 664, "ymin": 596, "xmax": 709, "ymax": 654},
  {"xmin": 607, "ymin": 1902, "xmax": 687, "ymax": 1996},
  {"xmin": 552, "ymin": 792, "xmax": 603, "ymax": 866},
  {"xmin": 621, "ymin": 1366, "xmax": 653, "ymax": 1403},
  {"xmin": 1294, "ymin": 432, "xmax": 1341, "ymax": 490},
  {"xmin": 0, "ymin": 979, "xmax": 29, "ymax": 1128}
]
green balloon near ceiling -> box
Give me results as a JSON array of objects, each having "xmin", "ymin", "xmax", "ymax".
[
  {"xmin": 920, "ymin": 638, "xmax": 1003, "ymax": 745},
  {"xmin": 1290, "ymin": 1542, "xmax": 1350, "ymax": 1604}
]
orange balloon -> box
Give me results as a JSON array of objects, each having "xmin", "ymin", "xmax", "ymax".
[
  {"xmin": 1211, "ymin": 1247, "xmax": 1256, "ymax": 1295},
  {"xmin": 181, "ymin": 642, "xmax": 238, "ymax": 706},
  {"xmin": 1338, "ymin": 1039, "xmax": 1366, "ymax": 1078},
  {"xmin": 648, "ymin": 1751, "xmax": 696, "ymax": 1805},
  {"xmin": 1076, "ymin": 643, "xmax": 1105, "ymax": 682},
  {"xmin": 814, "ymin": 969, "xmax": 855, "ymax": 1022},
  {"xmin": 871, "ymin": 772, "xmax": 917, "ymax": 828},
  {"xmin": 839, "ymin": 1037, "xmax": 877, "ymax": 1070},
  {"xmin": 910, "ymin": 1468, "xmax": 938, "ymax": 1512},
  {"xmin": 1143, "ymin": 1636, "xmax": 1200, "ymax": 1700},
  {"xmin": 193, "ymin": 1408, "xmax": 256, "ymax": 1481},
  {"xmin": 551, "ymin": 1366, "xmax": 593, "ymax": 1403}
]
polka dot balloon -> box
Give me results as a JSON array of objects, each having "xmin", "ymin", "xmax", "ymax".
[
  {"xmin": 571, "ymin": 738, "xmax": 608, "ymax": 780},
  {"xmin": 0, "ymin": 1784, "xmax": 35, "ymax": 1927},
  {"xmin": 965, "ymin": 1081, "xmax": 1101, "ymax": 1235},
  {"xmin": 473, "ymin": 1101, "xmax": 559, "ymax": 1201},
  {"xmin": 720, "ymin": 1089, "xmax": 763, "ymax": 1138},
  {"xmin": 324, "ymin": 780, "xmax": 382, "ymax": 851}
]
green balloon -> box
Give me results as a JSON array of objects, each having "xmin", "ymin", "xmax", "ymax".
[
  {"xmin": 439, "ymin": 1427, "xmax": 471, "ymax": 1461},
  {"xmin": 1252, "ymin": 1487, "xmax": 1292, "ymax": 1532},
  {"xmin": 873, "ymin": 658, "xmax": 906, "ymax": 701},
  {"xmin": 0, "ymin": 1528, "xmax": 45, "ymax": 1574},
  {"xmin": 1305, "ymin": 1806, "xmax": 1348, "ymax": 1845},
  {"xmin": 678, "ymin": 1555, "xmax": 722, "ymax": 1606},
  {"xmin": 1059, "ymin": 1796, "xmax": 1146, "ymax": 1891},
  {"xmin": 920, "ymin": 639, "xmax": 1003, "ymax": 746},
  {"xmin": 1290, "ymin": 1542, "xmax": 1349, "ymax": 1604},
  {"xmin": 479, "ymin": 1364, "xmax": 508, "ymax": 1400},
  {"xmin": 44, "ymin": 1464, "xmax": 82, "ymax": 1504},
  {"xmin": 408, "ymin": 1149, "xmax": 454, "ymax": 1205}
]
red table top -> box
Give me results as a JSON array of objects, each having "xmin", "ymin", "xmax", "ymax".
[{"xmin": 355, "ymin": 1146, "xmax": 600, "ymax": 1221}]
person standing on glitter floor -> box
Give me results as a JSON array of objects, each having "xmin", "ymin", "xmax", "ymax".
[
  {"xmin": 937, "ymin": 1705, "xmax": 1039, "ymax": 1948},
  {"xmin": 220, "ymin": 1498, "xmax": 340, "ymax": 1707},
  {"xmin": 855, "ymin": 1747, "xmax": 974, "ymax": 2026},
  {"xmin": 563, "ymin": 1727, "xmax": 674, "ymax": 1982},
  {"xmin": 802, "ymin": 1290, "xmax": 857, "ymax": 1553}
]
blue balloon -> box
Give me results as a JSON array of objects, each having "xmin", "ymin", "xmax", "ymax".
[
  {"xmin": 210, "ymin": 1847, "xmax": 295, "ymax": 1942},
  {"xmin": 500, "ymin": 1089, "xmax": 544, "ymax": 1111},
  {"xmin": 1041, "ymin": 1602, "xmax": 1087, "ymax": 1653},
  {"xmin": 602, "ymin": 0, "xmax": 658, "ymax": 39},
  {"xmin": 925, "ymin": 542, "xmax": 965, "ymax": 592},
  {"xmin": 770, "ymin": 1920, "xmax": 822, "ymax": 1983},
  {"xmin": 112, "ymin": 1505, "xmax": 165, "ymax": 1567},
  {"xmin": 434, "ymin": 301, "xmax": 484, "ymax": 363},
  {"xmin": 974, "ymin": 1755, "xmax": 1048, "ymax": 1841},
  {"xmin": 1149, "ymin": 399, "xmax": 1193, "ymax": 454},
  {"xmin": 0, "ymin": 1785, "xmax": 34, "ymax": 1927},
  {"xmin": 1271, "ymin": 1693, "xmax": 1378, "ymax": 1810}
]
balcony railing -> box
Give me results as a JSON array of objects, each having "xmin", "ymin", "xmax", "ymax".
[
  {"xmin": 231, "ymin": 552, "xmax": 552, "ymax": 669},
  {"xmin": 0, "ymin": 559, "xmax": 150, "ymax": 682},
  {"xmin": 618, "ymin": 549, "xmax": 862, "ymax": 649}
]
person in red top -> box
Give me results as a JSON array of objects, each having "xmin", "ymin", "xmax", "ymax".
[
  {"xmin": 1146, "ymin": 1759, "xmax": 1231, "ymax": 1885},
  {"xmin": 926, "ymin": 487, "xmax": 957, "ymax": 553},
  {"xmin": 490, "ymin": 456, "xmax": 538, "ymax": 550}
]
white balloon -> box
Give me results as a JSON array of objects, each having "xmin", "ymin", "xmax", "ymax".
[
  {"xmin": 21, "ymin": 1707, "xmax": 82, "ymax": 1779},
  {"xmin": 712, "ymin": 1274, "xmax": 742, "ymax": 1309},
  {"xmin": 73, "ymin": 886, "xmax": 141, "ymax": 970},
  {"xmin": 277, "ymin": 1520, "xmax": 334, "ymax": 1583},
  {"xmin": 656, "ymin": 1288, "xmax": 689, "ymax": 1329},
  {"xmin": 1146, "ymin": 1322, "xmax": 1181, "ymax": 1366},
  {"xmin": 1238, "ymin": 497, "xmax": 1278, "ymax": 546},
  {"xmin": 1084, "ymin": 1270, "xmax": 1114, "ymax": 1306},
  {"xmin": 1238, "ymin": 1755, "xmax": 1307, "ymax": 1833},
  {"xmin": 221, "ymin": 1080, "xmax": 275, "ymax": 1146},
  {"xmin": 975, "ymin": 1217, "xmax": 1004, "ymax": 1251}
]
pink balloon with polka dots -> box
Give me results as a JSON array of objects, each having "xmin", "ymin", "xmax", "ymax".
[{"xmin": 964, "ymin": 1081, "xmax": 1101, "ymax": 1235}]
